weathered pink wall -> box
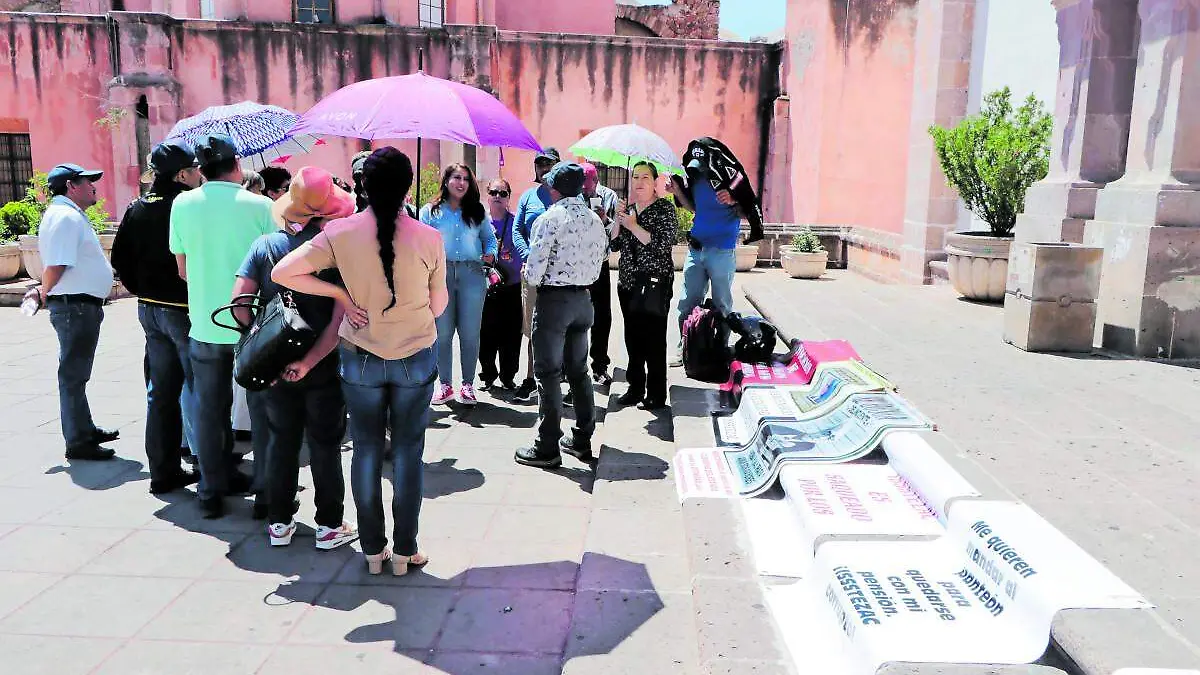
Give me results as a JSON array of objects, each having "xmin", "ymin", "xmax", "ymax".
[
  {"xmin": 495, "ymin": 0, "xmax": 616, "ymax": 35},
  {"xmin": 786, "ymin": 0, "xmax": 919, "ymax": 234},
  {"xmin": 494, "ymin": 32, "xmax": 779, "ymax": 199}
]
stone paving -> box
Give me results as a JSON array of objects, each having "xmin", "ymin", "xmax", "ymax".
[
  {"xmin": 742, "ymin": 269, "xmax": 1200, "ymax": 654},
  {"xmin": 0, "ymin": 288, "xmax": 697, "ymax": 675}
]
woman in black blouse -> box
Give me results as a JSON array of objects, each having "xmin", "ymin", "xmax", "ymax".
[{"xmin": 613, "ymin": 161, "xmax": 678, "ymax": 409}]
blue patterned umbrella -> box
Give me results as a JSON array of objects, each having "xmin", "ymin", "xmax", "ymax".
[{"xmin": 165, "ymin": 101, "xmax": 323, "ymax": 171}]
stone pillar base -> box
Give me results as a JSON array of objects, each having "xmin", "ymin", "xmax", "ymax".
[
  {"xmin": 898, "ymin": 219, "xmax": 949, "ymax": 285},
  {"xmin": 1015, "ymin": 180, "xmax": 1101, "ymax": 244},
  {"xmin": 1084, "ymin": 220, "xmax": 1200, "ymax": 358}
]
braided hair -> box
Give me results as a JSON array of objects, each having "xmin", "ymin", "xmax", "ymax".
[{"xmin": 362, "ymin": 147, "xmax": 414, "ymax": 313}]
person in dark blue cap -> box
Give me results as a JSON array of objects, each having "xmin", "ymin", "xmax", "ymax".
[
  {"xmin": 169, "ymin": 132, "xmax": 275, "ymax": 519},
  {"xmin": 30, "ymin": 162, "xmax": 118, "ymax": 461},
  {"xmin": 515, "ymin": 161, "xmax": 609, "ymax": 469},
  {"xmin": 110, "ymin": 139, "xmax": 204, "ymax": 494}
]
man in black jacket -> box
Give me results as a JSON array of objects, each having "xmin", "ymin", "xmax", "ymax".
[{"xmin": 110, "ymin": 140, "xmax": 203, "ymax": 495}]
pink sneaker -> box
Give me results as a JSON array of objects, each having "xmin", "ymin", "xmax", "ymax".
[
  {"xmin": 431, "ymin": 383, "xmax": 454, "ymax": 406},
  {"xmin": 458, "ymin": 384, "xmax": 478, "ymax": 406}
]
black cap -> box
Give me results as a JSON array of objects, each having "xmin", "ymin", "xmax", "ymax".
[
  {"xmin": 535, "ymin": 147, "xmax": 561, "ymax": 165},
  {"xmin": 193, "ymin": 133, "xmax": 239, "ymax": 167},
  {"xmin": 545, "ymin": 162, "xmax": 584, "ymax": 198},
  {"xmin": 149, "ymin": 140, "xmax": 199, "ymax": 177},
  {"xmin": 46, "ymin": 163, "xmax": 103, "ymax": 191},
  {"xmin": 350, "ymin": 150, "xmax": 372, "ymax": 178}
]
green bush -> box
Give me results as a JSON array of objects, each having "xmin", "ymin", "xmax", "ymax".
[
  {"xmin": 789, "ymin": 227, "xmax": 824, "ymax": 253},
  {"xmin": 0, "ymin": 200, "xmax": 39, "ymax": 242},
  {"xmin": 417, "ymin": 162, "xmax": 441, "ymax": 211},
  {"xmin": 10, "ymin": 171, "xmax": 109, "ymax": 235},
  {"xmin": 674, "ymin": 198, "xmax": 693, "ymax": 242},
  {"xmin": 929, "ymin": 87, "xmax": 1052, "ymax": 237}
]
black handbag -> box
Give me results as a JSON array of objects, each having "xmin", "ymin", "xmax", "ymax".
[
  {"xmin": 628, "ymin": 274, "xmax": 672, "ymax": 317},
  {"xmin": 211, "ymin": 292, "xmax": 317, "ymax": 392}
]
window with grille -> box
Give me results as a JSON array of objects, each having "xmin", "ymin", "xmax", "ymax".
[
  {"xmin": 296, "ymin": 0, "xmax": 334, "ymax": 24},
  {"xmin": 598, "ymin": 164, "xmax": 628, "ymax": 198},
  {"xmin": 418, "ymin": 0, "xmax": 444, "ymax": 28},
  {"xmin": 0, "ymin": 133, "xmax": 33, "ymax": 206}
]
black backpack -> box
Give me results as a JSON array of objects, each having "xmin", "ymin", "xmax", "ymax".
[
  {"xmin": 726, "ymin": 313, "xmax": 780, "ymax": 364},
  {"xmin": 682, "ymin": 299, "xmax": 733, "ymax": 383}
]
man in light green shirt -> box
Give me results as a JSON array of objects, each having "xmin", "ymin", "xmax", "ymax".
[{"xmin": 169, "ymin": 133, "xmax": 274, "ymax": 519}]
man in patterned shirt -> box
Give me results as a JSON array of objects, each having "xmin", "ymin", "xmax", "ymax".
[{"xmin": 515, "ymin": 162, "xmax": 609, "ymax": 468}]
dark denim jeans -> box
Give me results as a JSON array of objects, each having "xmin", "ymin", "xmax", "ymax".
[
  {"xmin": 47, "ymin": 298, "xmax": 103, "ymax": 448},
  {"xmin": 340, "ymin": 344, "xmax": 437, "ymax": 557},
  {"xmin": 531, "ymin": 288, "xmax": 596, "ymax": 450},
  {"xmin": 138, "ymin": 303, "xmax": 192, "ymax": 481},
  {"xmin": 189, "ymin": 339, "xmax": 237, "ymax": 500},
  {"xmin": 265, "ymin": 363, "xmax": 346, "ymax": 527}
]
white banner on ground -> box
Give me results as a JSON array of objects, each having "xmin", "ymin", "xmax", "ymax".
[
  {"xmin": 677, "ymin": 392, "xmax": 934, "ymax": 500},
  {"xmin": 767, "ymin": 501, "xmax": 1152, "ymax": 674},
  {"xmin": 882, "ymin": 432, "xmax": 981, "ymax": 520},
  {"xmin": 713, "ymin": 362, "xmax": 896, "ymax": 446}
]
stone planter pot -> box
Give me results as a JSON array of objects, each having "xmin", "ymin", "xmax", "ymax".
[
  {"xmin": 672, "ymin": 244, "xmax": 688, "ymax": 271},
  {"xmin": 780, "ymin": 246, "xmax": 827, "ymax": 279},
  {"xmin": 735, "ymin": 244, "xmax": 760, "ymax": 272},
  {"xmin": 0, "ymin": 242, "xmax": 21, "ymax": 281},
  {"xmin": 18, "ymin": 235, "xmax": 41, "ymax": 281},
  {"xmin": 945, "ymin": 231, "xmax": 1011, "ymax": 303},
  {"xmin": 99, "ymin": 233, "xmax": 116, "ymax": 262}
]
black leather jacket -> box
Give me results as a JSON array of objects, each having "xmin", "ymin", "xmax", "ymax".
[{"xmin": 110, "ymin": 180, "xmax": 190, "ymax": 307}]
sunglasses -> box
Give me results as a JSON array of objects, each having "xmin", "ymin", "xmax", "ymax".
[{"xmin": 488, "ymin": 189, "xmax": 510, "ymax": 198}]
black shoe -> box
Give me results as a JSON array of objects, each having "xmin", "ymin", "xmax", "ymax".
[
  {"xmin": 479, "ymin": 379, "xmax": 495, "ymax": 392},
  {"xmin": 514, "ymin": 446, "xmax": 562, "ymax": 468},
  {"xmin": 616, "ymin": 389, "xmax": 644, "ymax": 407},
  {"xmin": 499, "ymin": 379, "xmax": 517, "ymax": 391},
  {"xmin": 65, "ymin": 443, "xmax": 115, "ymax": 461},
  {"xmin": 199, "ymin": 496, "xmax": 224, "ymax": 519},
  {"xmin": 234, "ymin": 430, "xmax": 252, "ymax": 442},
  {"xmin": 559, "ymin": 435, "xmax": 593, "ymax": 462},
  {"xmin": 592, "ymin": 370, "xmax": 613, "ymax": 386},
  {"xmin": 641, "ymin": 398, "xmax": 668, "ymax": 411},
  {"xmin": 513, "ymin": 379, "xmax": 537, "ymax": 403},
  {"xmin": 149, "ymin": 470, "xmax": 198, "ymax": 495},
  {"xmin": 92, "ymin": 427, "xmax": 120, "ymax": 444},
  {"xmin": 227, "ymin": 472, "xmax": 253, "ymax": 496}
]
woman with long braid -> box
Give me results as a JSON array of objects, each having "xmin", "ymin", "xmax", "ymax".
[{"xmin": 273, "ymin": 147, "xmax": 448, "ymax": 576}]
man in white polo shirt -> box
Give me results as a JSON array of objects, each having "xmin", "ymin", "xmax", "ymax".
[{"xmin": 34, "ymin": 163, "xmax": 119, "ymax": 461}]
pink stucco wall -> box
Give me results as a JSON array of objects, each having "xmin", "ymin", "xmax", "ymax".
[
  {"xmin": 494, "ymin": 0, "xmax": 615, "ymax": 35},
  {"xmin": 786, "ymin": 0, "xmax": 919, "ymax": 234}
]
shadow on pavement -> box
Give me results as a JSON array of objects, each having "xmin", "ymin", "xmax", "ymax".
[
  {"xmin": 421, "ymin": 458, "xmax": 486, "ymax": 499},
  {"xmin": 595, "ymin": 447, "xmax": 668, "ymax": 481},
  {"xmin": 449, "ymin": 402, "xmax": 538, "ymax": 429},
  {"xmin": 45, "ymin": 454, "xmax": 149, "ymax": 491}
]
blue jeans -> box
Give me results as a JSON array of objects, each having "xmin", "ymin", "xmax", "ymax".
[
  {"xmin": 47, "ymin": 298, "xmax": 103, "ymax": 449},
  {"xmin": 340, "ymin": 344, "xmax": 437, "ymax": 557},
  {"xmin": 189, "ymin": 339, "xmax": 237, "ymax": 500},
  {"xmin": 435, "ymin": 261, "xmax": 487, "ymax": 386},
  {"xmin": 677, "ymin": 247, "xmax": 737, "ymax": 332},
  {"xmin": 138, "ymin": 303, "xmax": 193, "ymax": 481}
]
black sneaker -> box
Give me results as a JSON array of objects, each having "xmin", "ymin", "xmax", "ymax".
[
  {"xmin": 616, "ymin": 388, "xmax": 644, "ymax": 407},
  {"xmin": 91, "ymin": 427, "xmax": 120, "ymax": 444},
  {"xmin": 149, "ymin": 470, "xmax": 199, "ymax": 495},
  {"xmin": 513, "ymin": 379, "xmax": 537, "ymax": 403},
  {"xmin": 514, "ymin": 446, "xmax": 562, "ymax": 469},
  {"xmin": 65, "ymin": 443, "xmax": 115, "ymax": 461},
  {"xmin": 559, "ymin": 435, "xmax": 593, "ymax": 462},
  {"xmin": 641, "ymin": 398, "xmax": 668, "ymax": 411},
  {"xmin": 199, "ymin": 496, "xmax": 224, "ymax": 519}
]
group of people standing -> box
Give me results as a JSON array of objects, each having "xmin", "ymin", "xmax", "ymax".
[{"xmin": 29, "ymin": 130, "xmax": 750, "ymax": 577}]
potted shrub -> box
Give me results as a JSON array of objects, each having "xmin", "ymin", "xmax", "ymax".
[
  {"xmin": 929, "ymin": 87, "xmax": 1052, "ymax": 302},
  {"xmin": 0, "ymin": 200, "xmax": 38, "ymax": 281},
  {"xmin": 12, "ymin": 171, "xmax": 113, "ymax": 281},
  {"xmin": 780, "ymin": 227, "xmax": 828, "ymax": 279}
]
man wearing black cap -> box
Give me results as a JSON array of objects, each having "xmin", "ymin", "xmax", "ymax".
[
  {"xmin": 510, "ymin": 147, "xmax": 561, "ymax": 403},
  {"xmin": 515, "ymin": 162, "xmax": 609, "ymax": 469},
  {"xmin": 170, "ymin": 133, "xmax": 275, "ymax": 518},
  {"xmin": 110, "ymin": 140, "xmax": 203, "ymax": 494},
  {"xmin": 32, "ymin": 163, "xmax": 118, "ymax": 461}
]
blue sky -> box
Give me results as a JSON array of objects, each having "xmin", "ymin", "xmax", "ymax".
[{"xmin": 719, "ymin": 0, "xmax": 787, "ymax": 38}]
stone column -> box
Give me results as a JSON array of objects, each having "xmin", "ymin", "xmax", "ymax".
[
  {"xmin": 899, "ymin": 0, "xmax": 977, "ymax": 284},
  {"xmin": 1015, "ymin": 0, "xmax": 1139, "ymax": 245},
  {"xmin": 1087, "ymin": 0, "xmax": 1200, "ymax": 357}
]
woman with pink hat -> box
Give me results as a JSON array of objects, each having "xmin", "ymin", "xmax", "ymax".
[{"xmin": 231, "ymin": 166, "xmax": 359, "ymax": 551}]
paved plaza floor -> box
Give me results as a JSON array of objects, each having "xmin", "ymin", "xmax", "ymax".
[{"xmin": 0, "ymin": 289, "xmax": 695, "ymax": 674}]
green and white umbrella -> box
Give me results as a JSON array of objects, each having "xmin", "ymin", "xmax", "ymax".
[{"xmin": 569, "ymin": 123, "xmax": 684, "ymax": 177}]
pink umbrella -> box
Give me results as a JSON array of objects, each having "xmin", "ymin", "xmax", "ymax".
[{"xmin": 288, "ymin": 71, "xmax": 541, "ymax": 151}]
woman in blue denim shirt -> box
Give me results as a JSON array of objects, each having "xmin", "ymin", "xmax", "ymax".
[{"xmin": 419, "ymin": 164, "xmax": 498, "ymax": 407}]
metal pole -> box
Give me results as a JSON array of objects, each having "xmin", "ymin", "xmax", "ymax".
[{"xmin": 416, "ymin": 48, "xmax": 425, "ymax": 208}]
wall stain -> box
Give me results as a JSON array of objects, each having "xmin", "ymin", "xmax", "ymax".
[
  {"xmin": 250, "ymin": 27, "xmax": 269, "ymax": 104},
  {"xmin": 674, "ymin": 44, "xmax": 687, "ymax": 120},
  {"xmin": 7, "ymin": 23, "xmax": 18, "ymax": 94},
  {"xmin": 584, "ymin": 40, "xmax": 597, "ymax": 97},
  {"xmin": 285, "ymin": 31, "xmax": 298, "ymax": 105},
  {"xmin": 216, "ymin": 29, "xmax": 246, "ymax": 101},
  {"xmin": 51, "ymin": 22, "xmax": 64, "ymax": 61},
  {"xmin": 509, "ymin": 41, "xmax": 523, "ymax": 116},
  {"xmin": 618, "ymin": 45, "xmax": 632, "ymax": 122},
  {"xmin": 535, "ymin": 40, "xmax": 549, "ymax": 127},
  {"xmin": 553, "ymin": 40, "xmax": 564, "ymax": 96},
  {"xmin": 829, "ymin": 0, "xmax": 919, "ymax": 54},
  {"xmin": 27, "ymin": 19, "xmax": 41, "ymax": 101},
  {"xmin": 601, "ymin": 41, "xmax": 614, "ymax": 105},
  {"xmin": 332, "ymin": 29, "xmax": 348, "ymax": 90}
]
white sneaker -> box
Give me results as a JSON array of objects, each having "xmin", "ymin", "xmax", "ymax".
[
  {"xmin": 268, "ymin": 521, "xmax": 296, "ymax": 547},
  {"xmin": 431, "ymin": 383, "xmax": 455, "ymax": 406},
  {"xmin": 458, "ymin": 384, "xmax": 478, "ymax": 406},
  {"xmin": 315, "ymin": 522, "xmax": 360, "ymax": 550}
]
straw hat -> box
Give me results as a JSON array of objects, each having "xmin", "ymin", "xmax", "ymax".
[{"xmin": 272, "ymin": 166, "xmax": 355, "ymax": 229}]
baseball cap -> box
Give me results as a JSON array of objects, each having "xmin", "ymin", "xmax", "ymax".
[
  {"xmin": 142, "ymin": 140, "xmax": 198, "ymax": 183},
  {"xmin": 545, "ymin": 161, "xmax": 584, "ymax": 198},
  {"xmin": 535, "ymin": 147, "xmax": 560, "ymax": 165},
  {"xmin": 350, "ymin": 150, "xmax": 372, "ymax": 178},
  {"xmin": 193, "ymin": 133, "xmax": 239, "ymax": 167},
  {"xmin": 46, "ymin": 163, "xmax": 103, "ymax": 191}
]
